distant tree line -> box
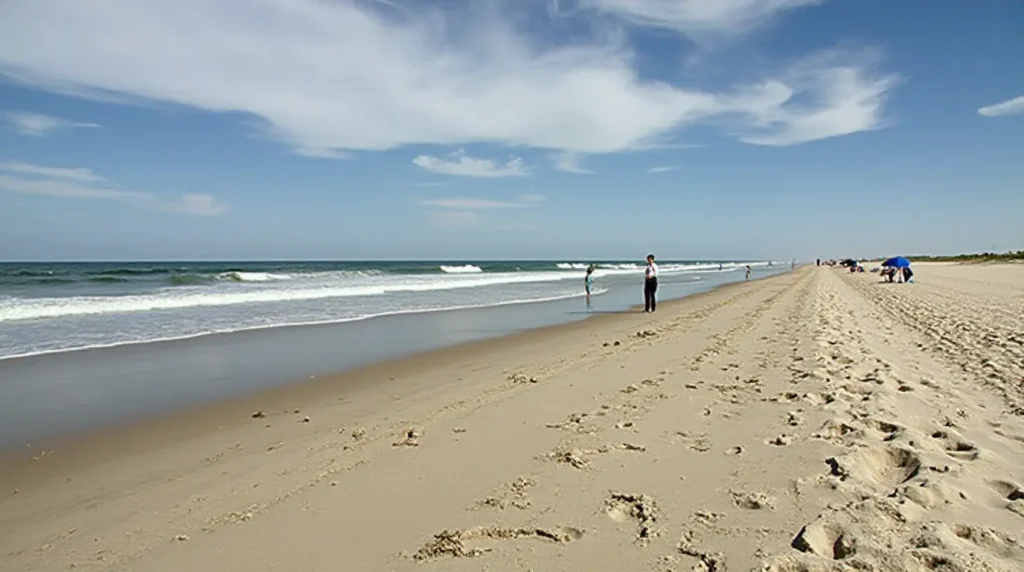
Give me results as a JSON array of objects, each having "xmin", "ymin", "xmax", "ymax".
[{"xmin": 903, "ymin": 250, "xmax": 1024, "ymax": 262}]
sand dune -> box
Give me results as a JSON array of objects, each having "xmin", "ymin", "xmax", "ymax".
[{"xmin": 2, "ymin": 265, "xmax": 1022, "ymax": 571}]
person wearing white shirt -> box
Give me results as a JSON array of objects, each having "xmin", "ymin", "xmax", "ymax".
[{"xmin": 644, "ymin": 254, "xmax": 658, "ymax": 312}]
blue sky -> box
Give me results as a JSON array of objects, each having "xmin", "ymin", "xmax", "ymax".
[{"xmin": 0, "ymin": 0, "xmax": 1021, "ymax": 261}]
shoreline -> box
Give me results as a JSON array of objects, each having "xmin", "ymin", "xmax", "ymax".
[
  {"xmin": 0, "ymin": 268, "xmax": 781, "ymax": 451},
  {"xmin": 0, "ymin": 260, "xmax": 766, "ymax": 364},
  {"xmin": 2, "ymin": 265, "xmax": 1022, "ymax": 572},
  {"xmin": 0, "ymin": 288, "xmax": 600, "ymax": 363},
  {"xmin": 0, "ymin": 274, "xmax": 760, "ymax": 467}
]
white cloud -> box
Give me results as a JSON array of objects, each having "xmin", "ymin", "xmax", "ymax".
[
  {"xmin": 293, "ymin": 146, "xmax": 353, "ymax": 160},
  {"xmin": 413, "ymin": 150, "xmax": 528, "ymax": 178},
  {"xmin": 0, "ymin": 1, "xmax": 895, "ymax": 153},
  {"xmin": 551, "ymin": 151, "xmax": 594, "ymax": 174},
  {"xmin": 731, "ymin": 52, "xmax": 899, "ymax": 146},
  {"xmin": 978, "ymin": 95, "xmax": 1024, "ymax": 117},
  {"xmin": 421, "ymin": 193, "xmax": 543, "ymax": 227},
  {"xmin": 3, "ymin": 111, "xmax": 99, "ymax": 137},
  {"xmin": 0, "ymin": 162, "xmax": 227, "ymax": 215},
  {"xmin": 0, "ymin": 161, "xmax": 106, "ymax": 182},
  {"xmin": 420, "ymin": 197, "xmax": 538, "ymax": 210},
  {"xmin": 581, "ymin": 0, "xmax": 824, "ymax": 36},
  {"xmin": 647, "ymin": 166, "xmax": 678, "ymax": 173}
]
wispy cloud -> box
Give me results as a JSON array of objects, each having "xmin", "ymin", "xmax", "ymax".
[
  {"xmin": 420, "ymin": 195, "xmax": 543, "ymax": 210},
  {"xmin": 647, "ymin": 166, "xmax": 678, "ymax": 173},
  {"xmin": 293, "ymin": 146, "xmax": 353, "ymax": 160},
  {"xmin": 421, "ymin": 193, "xmax": 544, "ymax": 227},
  {"xmin": 3, "ymin": 111, "xmax": 99, "ymax": 137},
  {"xmin": 413, "ymin": 150, "xmax": 528, "ymax": 178},
  {"xmin": 0, "ymin": 1, "xmax": 897, "ymax": 155},
  {"xmin": 551, "ymin": 151, "xmax": 594, "ymax": 174},
  {"xmin": 417, "ymin": 193, "xmax": 544, "ymax": 227},
  {"xmin": 580, "ymin": 0, "xmax": 825, "ymax": 37},
  {"xmin": 978, "ymin": 95, "xmax": 1024, "ymax": 118},
  {"xmin": 0, "ymin": 162, "xmax": 227, "ymax": 216},
  {"xmin": 731, "ymin": 51, "xmax": 900, "ymax": 146},
  {"xmin": 0, "ymin": 161, "xmax": 106, "ymax": 182}
]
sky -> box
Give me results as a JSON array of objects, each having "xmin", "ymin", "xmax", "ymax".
[{"xmin": 0, "ymin": 0, "xmax": 1021, "ymax": 261}]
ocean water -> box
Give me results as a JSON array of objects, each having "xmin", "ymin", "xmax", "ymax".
[{"xmin": 0, "ymin": 260, "xmax": 773, "ymax": 360}]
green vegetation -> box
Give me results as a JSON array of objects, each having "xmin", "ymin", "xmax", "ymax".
[{"xmin": 904, "ymin": 251, "xmax": 1024, "ymax": 263}]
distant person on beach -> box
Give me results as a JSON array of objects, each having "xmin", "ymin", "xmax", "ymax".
[
  {"xmin": 719, "ymin": 263, "xmax": 723, "ymax": 271},
  {"xmin": 584, "ymin": 265, "xmax": 595, "ymax": 305},
  {"xmin": 745, "ymin": 265, "xmax": 751, "ymax": 280},
  {"xmin": 644, "ymin": 254, "xmax": 658, "ymax": 312}
]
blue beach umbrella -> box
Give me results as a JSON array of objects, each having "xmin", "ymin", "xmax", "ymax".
[{"xmin": 882, "ymin": 256, "xmax": 911, "ymax": 268}]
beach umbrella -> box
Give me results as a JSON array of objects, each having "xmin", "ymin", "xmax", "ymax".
[{"xmin": 882, "ymin": 256, "xmax": 911, "ymax": 268}]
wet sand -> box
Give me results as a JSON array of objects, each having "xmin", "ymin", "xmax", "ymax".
[{"xmin": 2, "ymin": 264, "xmax": 1023, "ymax": 571}]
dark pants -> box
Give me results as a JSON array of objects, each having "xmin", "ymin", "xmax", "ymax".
[{"xmin": 644, "ymin": 278, "xmax": 658, "ymax": 312}]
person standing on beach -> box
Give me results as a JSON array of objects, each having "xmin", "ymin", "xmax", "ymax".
[
  {"xmin": 644, "ymin": 254, "xmax": 658, "ymax": 312},
  {"xmin": 745, "ymin": 265, "xmax": 751, "ymax": 280},
  {"xmin": 584, "ymin": 265, "xmax": 595, "ymax": 306}
]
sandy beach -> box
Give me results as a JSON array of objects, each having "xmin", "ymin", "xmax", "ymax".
[{"xmin": 2, "ymin": 264, "xmax": 1023, "ymax": 572}]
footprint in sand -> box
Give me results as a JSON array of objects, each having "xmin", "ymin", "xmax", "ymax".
[
  {"xmin": 862, "ymin": 418, "xmax": 902, "ymax": 442},
  {"xmin": 677, "ymin": 527, "xmax": 726, "ymax": 571},
  {"xmin": 547, "ymin": 447, "xmax": 592, "ymax": 470},
  {"xmin": 825, "ymin": 446, "xmax": 922, "ymax": 488},
  {"xmin": 730, "ymin": 490, "xmax": 775, "ymax": 510},
  {"xmin": 810, "ymin": 418, "xmax": 865, "ymax": 444},
  {"xmin": 672, "ymin": 431, "xmax": 711, "ymax": 453},
  {"xmin": 790, "ymin": 518, "xmax": 857, "ymax": 561},
  {"xmin": 766, "ymin": 434, "xmax": 794, "ymax": 446},
  {"xmin": 477, "ymin": 477, "xmax": 536, "ymax": 511},
  {"xmin": 545, "ymin": 412, "xmax": 596, "ymax": 434},
  {"xmin": 988, "ymin": 480, "xmax": 1024, "ymax": 517},
  {"xmin": 605, "ymin": 492, "xmax": 659, "ymax": 545},
  {"xmin": 929, "ymin": 429, "xmax": 981, "ymax": 461},
  {"xmin": 413, "ymin": 525, "xmax": 583, "ymax": 560}
]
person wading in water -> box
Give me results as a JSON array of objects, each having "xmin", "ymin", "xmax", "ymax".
[
  {"xmin": 584, "ymin": 265, "xmax": 595, "ymax": 307},
  {"xmin": 644, "ymin": 254, "xmax": 658, "ymax": 312}
]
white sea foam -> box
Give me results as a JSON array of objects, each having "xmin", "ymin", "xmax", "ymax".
[
  {"xmin": 439, "ymin": 265, "xmax": 483, "ymax": 274},
  {"xmin": 0, "ymin": 261, "xmax": 776, "ymax": 327},
  {"xmin": 217, "ymin": 271, "xmax": 292, "ymax": 282},
  {"xmin": 0, "ymin": 288, "xmax": 609, "ymax": 361},
  {"xmin": 0, "ymin": 271, "xmax": 588, "ymax": 322}
]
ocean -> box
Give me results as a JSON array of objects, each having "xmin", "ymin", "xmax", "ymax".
[{"xmin": 0, "ymin": 260, "xmax": 770, "ymax": 361}]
